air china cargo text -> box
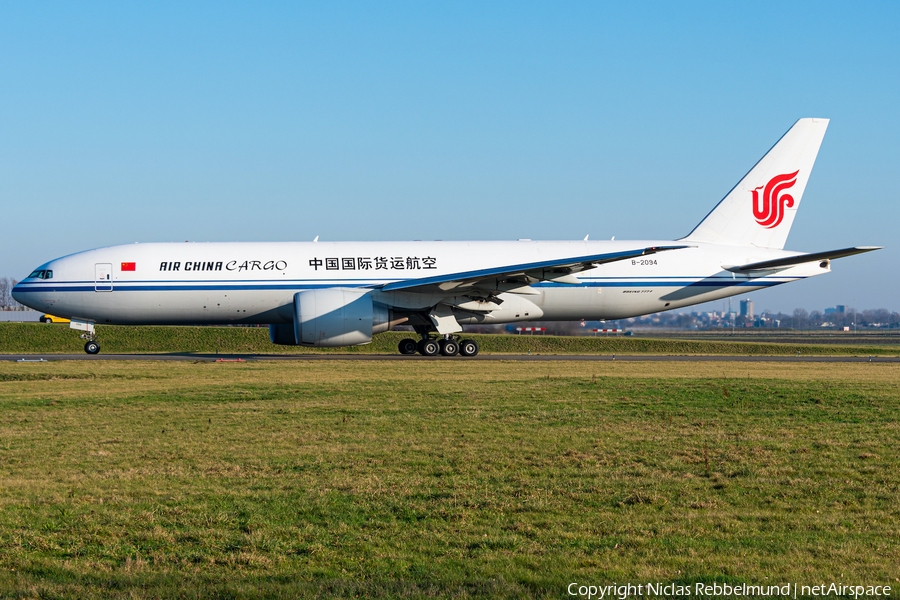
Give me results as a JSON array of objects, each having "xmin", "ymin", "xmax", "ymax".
[{"xmin": 159, "ymin": 260, "xmax": 288, "ymax": 272}]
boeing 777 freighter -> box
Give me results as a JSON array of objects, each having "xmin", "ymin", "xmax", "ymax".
[{"xmin": 13, "ymin": 119, "xmax": 880, "ymax": 355}]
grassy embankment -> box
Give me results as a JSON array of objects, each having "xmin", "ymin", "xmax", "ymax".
[
  {"xmin": 0, "ymin": 360, "xmax": 898, "ymax": 598},
  {"xmin": 1, "ymin": 323, "xmax": 899, "ymax": 355}
]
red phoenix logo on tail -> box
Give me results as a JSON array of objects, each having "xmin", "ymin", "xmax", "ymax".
[{"xmin": 752, "ymin": 171, "xmax": 798, "ymax": 228}]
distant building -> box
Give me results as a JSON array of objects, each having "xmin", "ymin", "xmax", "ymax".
[
  {"xmin": 739, "ymin": 299, "xmax": 754, "ymax": 320},
  {"xmin": 825, "ymin": 305, "xmax": 846, "ymax": 315}
]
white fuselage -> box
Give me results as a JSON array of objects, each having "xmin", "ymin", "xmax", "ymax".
[{"xmin": 12, "ymin": 240, "xmax": 825, "ymax": 326}]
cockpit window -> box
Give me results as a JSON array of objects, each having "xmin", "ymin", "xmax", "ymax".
[{"xmin": 28, "ymin": 270, "xmax": 53, "ymax": 279}]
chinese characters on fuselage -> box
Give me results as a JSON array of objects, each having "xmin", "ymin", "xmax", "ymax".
[{"xmin": 308, "ymin": 257, "xmax": 437, "ymax": 271}]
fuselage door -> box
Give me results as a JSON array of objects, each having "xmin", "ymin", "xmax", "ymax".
[{"xmin": 95, "ymin": 263, "xmax": 113, "ymax": 292}]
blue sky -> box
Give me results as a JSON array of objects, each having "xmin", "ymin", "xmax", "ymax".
[{"xmin": 2, "ymin": 2, "xmax": 897, "ymax": 313}]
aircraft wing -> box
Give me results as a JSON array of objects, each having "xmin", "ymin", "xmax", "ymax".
[
  {"xmin": 729, "ymin": 246, "xmax": 881, "ymax": 273},
  {"xmin": 376, "ymin": 245, "xmax": 690, "ymax": 295}
]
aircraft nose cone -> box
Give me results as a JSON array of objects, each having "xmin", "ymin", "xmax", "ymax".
[{"xmin": 11, "ymin": 282, "xmax": 30, "ymax": 309}]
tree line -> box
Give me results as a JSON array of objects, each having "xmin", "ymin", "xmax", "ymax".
[
  {"xmin": 0, "ymin": 277, "xmax": 24, "ymax": 309},
  {"xmin": 785, "ymin": 308, "xmax": 898, "ymax": 329},
  {"xmin": 621, "ymin": 307, "xmax": 900, "ymax": 330}
]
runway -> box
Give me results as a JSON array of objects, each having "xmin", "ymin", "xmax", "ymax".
[{"xmin": 2, "ymin": 353, "xmax": 897, "ymax": 363}]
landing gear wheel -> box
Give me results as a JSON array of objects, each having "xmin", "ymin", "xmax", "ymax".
[
  {"xmin": 459, "ymin": 339, "xmax": 479, "ymax": 357},
  {"xmin": 439, "ymin": 339, "xmax": 459, "ymax": 356},
  {"xmin": 84, "ymin": 341, "xmax": 100, "ymax": 355},
  {"xmin": 398, "ymin": 338, "xmax": 418, "ymax": 355},
  {"xmin": 417, "ymin": 338, "xmax": 440, "ymax": 356},
  {"xmin": 40, "ymin": 317, "xmax": 50, "ymax": 323}
]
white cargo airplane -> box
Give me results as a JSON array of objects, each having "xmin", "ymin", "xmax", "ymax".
[{"xmin": 13, "ymin": 118, "xmax": 879, "ymax": 356}]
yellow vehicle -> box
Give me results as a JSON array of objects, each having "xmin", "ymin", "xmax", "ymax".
[{"xmin": 40, "ymin": 314, "xmax": 70, "ymax": 324}]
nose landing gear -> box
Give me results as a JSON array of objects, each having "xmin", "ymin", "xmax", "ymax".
[{"xmin": 70, "ymin": 320, "xmax": 101, "ymax": 354}]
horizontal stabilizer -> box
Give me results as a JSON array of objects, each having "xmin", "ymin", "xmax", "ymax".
[{"xmin": 727, "ymin": 246, "xmax": 881, "ymax": 273}]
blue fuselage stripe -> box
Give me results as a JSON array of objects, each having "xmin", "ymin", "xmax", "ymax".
[{"xmin": 14, "ymin": 278, "xmax": 792, "ymax": 293}]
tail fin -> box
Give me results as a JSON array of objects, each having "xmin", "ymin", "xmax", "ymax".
[{"xmin": 680, "ymin": 118, "xmax": 829, "ymax": 249}]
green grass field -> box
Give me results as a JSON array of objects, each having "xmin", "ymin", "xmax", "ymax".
[
  {"xmin": 2, "ymin": 323, "xmax": 900, "ymax": 356},
  {"xmin": 0, "ymin": 359, "xmax": 898, "ymax": 598}
]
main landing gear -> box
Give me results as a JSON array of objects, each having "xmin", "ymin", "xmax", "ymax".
[{"xmin": 397, "ymin": 336, "xmax": 479, "ymax": 357}]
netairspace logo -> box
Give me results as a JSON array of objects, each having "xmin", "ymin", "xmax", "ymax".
[{"xmin": 566, "ymin": 582, "xmax": 893, "ymax": 599}]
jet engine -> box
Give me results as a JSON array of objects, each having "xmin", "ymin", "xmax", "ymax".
[{"xmin": 269, "ymin": 288, "xmax": 397, "ymax": 347}]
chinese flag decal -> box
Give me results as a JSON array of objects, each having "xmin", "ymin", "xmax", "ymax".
[{"xmin": 121, "ymin": 262, "xmax": 136, "ymax": 271}]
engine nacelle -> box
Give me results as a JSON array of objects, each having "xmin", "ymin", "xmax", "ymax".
[{"xmin": 269, "ymin": 288, "xmax": 393, "ymax": 347}]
